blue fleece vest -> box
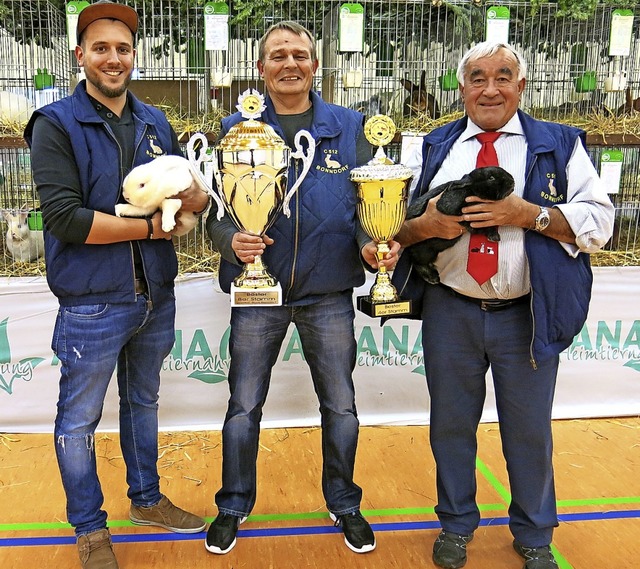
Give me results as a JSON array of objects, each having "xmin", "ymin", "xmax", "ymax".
[
  {"xmin": 392, "ymin": 110, "xmax": 592, "ymax": 362},
  {"xmin": 24, "ymin": 81, "xmax": 178, "ymax": 306},
  {"xmin": 218, "ymin": 92, "xmax": 366, "ymax": 304}
]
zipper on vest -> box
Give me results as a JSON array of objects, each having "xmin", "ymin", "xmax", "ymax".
[
  {"xmin": 524, "ymin": 154, "xmax": 538, "ymax": 370},
  {"xmin": 528, "ymin": 291, "xmax": 538, "ymax": 370},
  {"xmin": 284, "ymin": 159, "xmax": 301, "ymax": 304}
]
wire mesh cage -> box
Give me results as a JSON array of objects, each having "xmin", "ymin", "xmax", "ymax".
[{"xmin": 0, "ymin": 0, "xmax": 639, "ymax": 275}]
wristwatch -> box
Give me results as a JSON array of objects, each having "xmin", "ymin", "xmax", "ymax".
[{"xmin": 534, "ymin": 206, "xmax": 550, "ymax": 232}]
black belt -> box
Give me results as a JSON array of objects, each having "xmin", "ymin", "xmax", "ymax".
[
  {"xmin": 135, "ymin": 278, "xmax": 147, "ymax": 295},
  {"xmin": 439, "ymin": 285, "xmax": 530, "ymax": 312}
]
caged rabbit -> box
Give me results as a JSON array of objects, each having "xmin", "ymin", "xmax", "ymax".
[
  {"xmin": 406, "ymin": 166, "xmax": 515, "ymax": 285},
  {"xmin": 3, "ymin": 209, "xmax": 45, "ymax": 262},
  {"xmin": 402, "ymin": 70, "xmax": 440, "ymax": 119},
  {"xmin": 116, "ymin": 155, "xmax": 210, "ymax": 237}
]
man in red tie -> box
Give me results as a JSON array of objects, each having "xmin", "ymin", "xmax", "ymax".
[{"xmin": 393, "ymin": 42, "xmax": 614, "ymax": 569}]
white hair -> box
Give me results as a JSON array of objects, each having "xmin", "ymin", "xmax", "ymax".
[{"xmin": 457, "ymin": 41, "xmax": 527, "ymax": 86}]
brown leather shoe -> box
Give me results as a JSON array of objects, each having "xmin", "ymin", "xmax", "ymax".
[
  {"xmin": 130, "ymin": 495, "xmax": 205, "ymax": 533},
  {"xmin": 77, "ymin": 528, "xmax": 118, "ymax": 569}
]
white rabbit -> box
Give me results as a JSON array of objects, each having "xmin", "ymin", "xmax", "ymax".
[
  {"xmin": 3, "ymin": 210, "xmax": 45, "ymax": 262},
  {"xmin": 116, "ymin": 155, "xmax": 210, "ymax": 236}
]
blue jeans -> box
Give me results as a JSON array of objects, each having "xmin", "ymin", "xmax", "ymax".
[
  {"xmin": 422, "ymin": 284, "xmax": 559, "ymax": 547},
  {"xmin": 215, "ymin": 291, "xmax": 363, "ymax": 517},
  {"xmin": 52, "ymin": 294, "xmax": 176, "ymax": 536}
]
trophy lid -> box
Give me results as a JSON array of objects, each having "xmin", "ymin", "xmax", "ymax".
[
  {"xmin": 216, "ymin": 89, "xmax": 288, "ymax": 152},
  {"xmin": 351, "ymin": 115, "xmax": 413, "ymax": 182},
  {"xmin": 350, "ymin": 161, "xmax": 414, "ymax": 182}
]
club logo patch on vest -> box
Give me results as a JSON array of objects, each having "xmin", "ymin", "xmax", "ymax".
[
  {"xmin": 316, "ymin": 150, "xmax": 348, "ymax": 173},
  {"xmin": 146, "ymin": 135, "xmax": 166, "ymax": 158},
  {"xmin": 541, "ymin": 172, "xmax": 564, "ymax": 203}
]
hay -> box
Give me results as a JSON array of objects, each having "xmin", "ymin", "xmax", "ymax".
[
  {"xmin": 0, "ymin": 117, "xmax": 28, "ymax": 136},
  {"xmin": 159, "ymin": 104, "xmax": 227, "ymax": 141},
  {"xmin": 175, "ymin": 238, "xmax": 220, "ymax": 274},
  {"xmin": 396, "ymin": 110, "xmax": 640, "ymax": 137},
  {"xmin": 0, "ymin": 239, "xmax": 218, "ymax": 277},
  {"xmin": 591, "ymin": 247, "xmax": 640, "ymax": 267}
]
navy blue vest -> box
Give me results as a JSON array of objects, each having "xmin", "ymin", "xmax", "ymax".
[
  {"xmin": 392, "ymin": 111, "xmax": 592, "ymax": 361},
  {"xmin": 218, "ymin": 92, "xmax": 367, "ymax": 304},
  {"xmin": 24, "ymin": 82, "xmax": 178, "ymax": 306}
]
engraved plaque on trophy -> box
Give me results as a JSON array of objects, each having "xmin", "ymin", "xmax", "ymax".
[
  {"xmin": 187, "ymin": 90, "xmax": 315, "ymax": 306},
  {"xmin": 351, "ymin": 115, "xmax": 413, "ymax": 318}
]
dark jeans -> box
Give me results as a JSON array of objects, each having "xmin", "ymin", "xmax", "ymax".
[
  {"xmin": 53, "ymin": 294, "xmax": 176, "ymax": 536},
  {"xmin": 215, "ymin": 291, "xmax": 363, "ymax": 517}
]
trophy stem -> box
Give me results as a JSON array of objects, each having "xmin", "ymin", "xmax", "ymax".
[
  {"xmin": 368, "ymin": 241, "xmax": 399, "ymax": 303},
  {"xmin": 233, "ymin": 255, "xmax": 278, "ymax": 289}
]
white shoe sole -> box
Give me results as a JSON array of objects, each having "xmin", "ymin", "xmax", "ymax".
[
  {"xmin": 129, "ymin": 517, "xmax": 206, "ymax": 534},
  {"xmin": 329, "ymin": 512, "xmax": 377, "ymax": 554},
  {"xmin": 204, "ymin": 516, "xmax": 247, "ymax": 555}
]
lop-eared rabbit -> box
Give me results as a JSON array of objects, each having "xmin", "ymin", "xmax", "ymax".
[
  {"xmin": 406, "ymin": 166, "xmax": 515, "ymax": 284},
  {"xmin": 3, "ymin": 210, "xmax": 45, "ymax": 262}
]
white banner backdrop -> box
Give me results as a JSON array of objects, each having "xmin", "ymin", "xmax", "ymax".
[{"xmin": 0, "ymin": 267, "xmax": 639, "ymax": 433}]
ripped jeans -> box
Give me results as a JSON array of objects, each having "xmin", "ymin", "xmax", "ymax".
[{"xmin": 52, "ymin": 294, "xmax": 176, "ymax": 536}]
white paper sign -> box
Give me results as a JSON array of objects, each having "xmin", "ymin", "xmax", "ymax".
[{"xmin": 205, "ymin": 15, "xmax": 229, "ymax": 51}]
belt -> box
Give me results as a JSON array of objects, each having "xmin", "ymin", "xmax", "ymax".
[
  {"xmin": 135, "ymin": 278, "xmax": 148, "ymax": 295},
  {"xmin": 439, "ymin": 285, "xmax": 530, "ymax": 312}
]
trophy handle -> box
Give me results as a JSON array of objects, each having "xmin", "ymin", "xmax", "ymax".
[
  {"xmin": 186, "ymin": 132, "xmax": 226, "ymax": 220},
  {"xmin": 282, "ymin": 129, "xmax": 315, "ymax": 217}
]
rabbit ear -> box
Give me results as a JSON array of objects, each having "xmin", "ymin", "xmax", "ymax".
[
  {"xmin": 401, "ymin": 78, "xmax": 416, "ymax": 92},
  {"xmin": 420, "ymin": 70, "xmax": 426, "ymax": 88}
]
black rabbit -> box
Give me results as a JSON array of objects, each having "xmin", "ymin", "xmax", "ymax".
[{"xmin": 406, "ymin": 166, "xmax": 515, "ymax": 284}]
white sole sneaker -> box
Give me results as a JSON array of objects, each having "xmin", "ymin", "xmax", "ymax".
[
  {"xmin": 329, "ymin": 512, "xmax": 376, "ymax": 554},
  {"xmin": 204, "ymin": 516, "xmax": 247, "ymax": 555}
]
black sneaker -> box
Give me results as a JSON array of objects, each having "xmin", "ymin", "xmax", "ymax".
[
  {"xmin": 432, "ymin": 530, "xmax": 474, "ymax": 568},
  {"xmin": 513, "ymin": 541, "xmax": 559, "ymax": 569},
  {"xmin": 329, "ymin": 511, "xmax": 376, "ymax": 553},
  {"xmin": 204, "ymin": 513, "xmax": 247, "ymax": 555}
]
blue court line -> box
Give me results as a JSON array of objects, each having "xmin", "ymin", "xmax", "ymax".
[{"xmin": 2, "ymin": 509, "xmax": 639, "ymax": 548}]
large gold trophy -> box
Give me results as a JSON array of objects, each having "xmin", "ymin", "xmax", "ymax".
[
  {"xmin": 187, "ymin": 90, "xmax": 315, "ymax": 306},
  {"xmin": 351, "ymin": 115, "xmax": 413, "ymax": 317}
]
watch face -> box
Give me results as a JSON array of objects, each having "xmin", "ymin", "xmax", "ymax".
[{"xmin": 536, "ymin": 208, "xmax": 550, "ymax": 231}]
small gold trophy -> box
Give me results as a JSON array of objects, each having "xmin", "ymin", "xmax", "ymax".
[
  {"xmin": 187, "ymin": 90, "xmax": 315, "ymax": 306},
  {"xmin": 351, "ymin": 115, "xmax": 413, "ymax": 318}
]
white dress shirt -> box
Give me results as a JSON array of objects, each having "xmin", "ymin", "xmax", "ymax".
[{"xmin": 427, "ymin": 114, "xmax": 614, "ymax": 299}]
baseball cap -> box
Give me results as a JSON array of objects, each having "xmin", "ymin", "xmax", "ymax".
[{"xmin": 76, "ymin": 1, "xmax": 139, "ymax": 43}]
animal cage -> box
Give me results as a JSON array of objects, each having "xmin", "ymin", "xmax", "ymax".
[{"xmin": 0, "ymin": 0, "xmax": 639, "ymax": 275}]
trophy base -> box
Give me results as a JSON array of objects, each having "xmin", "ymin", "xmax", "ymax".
[
  {"xmin": 231, "ymin": 283, "xmax": 282, "ymax": 307},
  {"xmin": 357, "ymin": 296, "xmax": 413, "ymax": 318}
]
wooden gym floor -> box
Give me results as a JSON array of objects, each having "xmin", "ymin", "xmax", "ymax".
[{"xmin": 0, "ymin": 418, "xmax": 639, "ymax": 568}]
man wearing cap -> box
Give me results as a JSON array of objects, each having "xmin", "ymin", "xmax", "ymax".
[{"xmin": 24, "ymin": 2, "xmax": 209, "ymax": 568}]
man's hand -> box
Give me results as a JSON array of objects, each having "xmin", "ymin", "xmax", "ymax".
[
  {"xmin": 231, "ymin": 232, "xmax": 274, "ymax": 263},
  {"xmin": 462, "ymin": 193, "xmax": 531, "ymax": 229},
  {"xmin": 397, "ymin": 194, "xmax": 466, "ymax": 247},
  {"xmin": 462, "ymin": 194, "xmax": 577, "ymax": 244},
  {"xmin": 361, "ymin": 239, "xmax": 401, "ymax": 271},
  {"xmin": 179, "ymin": 180, "xmax": 210, "ymax": 213}
]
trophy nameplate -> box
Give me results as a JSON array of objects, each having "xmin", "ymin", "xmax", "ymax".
[{"xmin": 351, "ymin": 115, "xmax": 413, "ymax": 318}]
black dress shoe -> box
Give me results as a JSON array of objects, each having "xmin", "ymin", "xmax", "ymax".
[
  {"xmin": 432, "ymin": 530, "xmax": 474, "ymax": 569},
  {"xmin": 513, "ymin": 541, "xmax": 559, "ymax": 569}
]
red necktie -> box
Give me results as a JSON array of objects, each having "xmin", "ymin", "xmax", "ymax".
[{"xmin": 466, "ymin": 132, "xmax": 502, "ymax": 285}]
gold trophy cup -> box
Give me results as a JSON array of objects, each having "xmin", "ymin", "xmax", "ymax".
[
  {"xmin": 351, "ymin": 115, "xmax": 413, "ymax": 317},
  {"xmin": 187, "ymin": 90, "xmax": 315, "ymax": 306}
]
